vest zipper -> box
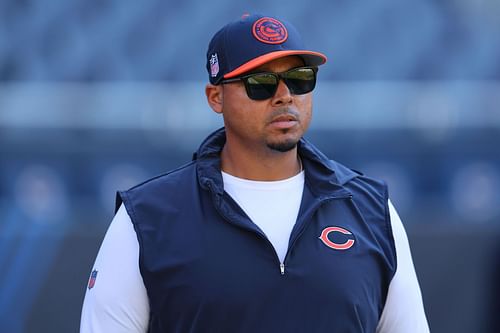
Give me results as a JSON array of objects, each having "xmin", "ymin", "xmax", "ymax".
[{"xmin": 207, "ymin": 182, "xmax": 286, "ymax": 276}]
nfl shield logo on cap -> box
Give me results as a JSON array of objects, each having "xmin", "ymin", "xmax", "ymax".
[{"xmin": 210, "ymin": 54, "xmax": 219, "ymax": 77}]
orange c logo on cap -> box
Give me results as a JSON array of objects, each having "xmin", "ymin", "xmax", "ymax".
[
  {"xmin": 252, "ymin": 17, "xmax": 288, "ymax": 44},
  {"xmin": 319, "ymin": 226, "xmax": 355, "ymax": 250}
]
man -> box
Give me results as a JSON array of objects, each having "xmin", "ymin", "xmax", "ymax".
[{"xmin": 81, "ymin": 14, "xmax": 429, "ymax": 332}]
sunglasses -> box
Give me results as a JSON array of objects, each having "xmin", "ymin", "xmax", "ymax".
[{"xmin": 221, "ymin": 66, "xmax": 318, "ymax": 100}]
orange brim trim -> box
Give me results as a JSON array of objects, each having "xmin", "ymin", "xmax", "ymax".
[{"xmin": 223, "ymin": 50, "xmax": 327, "ymax": 79}]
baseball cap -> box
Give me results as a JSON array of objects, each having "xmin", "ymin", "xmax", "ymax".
[{"xmin": 206, "ymin": 14, "xmax": 327, "ymax": 84}]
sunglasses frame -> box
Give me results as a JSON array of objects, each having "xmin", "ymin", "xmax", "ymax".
[{"xmin": 221, "ymin": 66, "xmax": 318, "ymax": 100}]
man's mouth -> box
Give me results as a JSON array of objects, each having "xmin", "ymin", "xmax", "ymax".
[{"xmin": 269, "ymin": 114, "xmax": 298, "ymax": 129}]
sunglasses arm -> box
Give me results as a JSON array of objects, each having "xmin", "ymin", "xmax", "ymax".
[{"xmin": 220, "ymin": 77, "xmax": 242, "ymax": 84}]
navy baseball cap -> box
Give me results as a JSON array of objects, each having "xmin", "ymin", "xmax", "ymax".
[{"xmin": 206, "ymin": 14, "xmax": 327, "ymax": 84}]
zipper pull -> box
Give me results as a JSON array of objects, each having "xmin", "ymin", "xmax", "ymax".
[{"xmin": 280, "ymin": 263, "xmax": 285, "ymax": 275}]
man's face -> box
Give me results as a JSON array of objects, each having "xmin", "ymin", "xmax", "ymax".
[{"xmin": 220, "ymin": 56, "xmax": 313, "ymax": 154}]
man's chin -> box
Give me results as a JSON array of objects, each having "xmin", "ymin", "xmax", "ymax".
[{"xmin": 266, "ymin": 140, "xmax": 298, "ymax": 153}]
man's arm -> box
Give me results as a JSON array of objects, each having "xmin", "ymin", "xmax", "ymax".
[
  {"xmin": 80, "ymin": 204, "xmax": 149, "ymax": 332},
  {"xmin": 376, "ymin": 200, "xmax": 430, "ymax": 333}
]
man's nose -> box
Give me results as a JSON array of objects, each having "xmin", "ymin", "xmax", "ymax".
[{"xmin": 271, "ymin": 80, "xmax": 293, "ymax": 106}]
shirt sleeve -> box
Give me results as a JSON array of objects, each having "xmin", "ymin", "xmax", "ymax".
[
  {"xmin": 376, "ymin": 200, "xmax": 430, "ymax": 333},
  {"xmin": 80, "ymin": 204, "xmax": 150, "ymax": 333}
]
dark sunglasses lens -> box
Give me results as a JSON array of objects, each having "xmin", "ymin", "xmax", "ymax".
[
  {"xmin": 245, "ymin": 74, "xmax": 278, "ymax": 100},
  {"xmin": 283, "ymin": 68, "xmax": 316, "ymax": 95}
]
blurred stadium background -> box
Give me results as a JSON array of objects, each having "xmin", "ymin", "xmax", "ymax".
[{"xmin": 0, "ymin": 0, "xmax": 499, "ymax": 332}]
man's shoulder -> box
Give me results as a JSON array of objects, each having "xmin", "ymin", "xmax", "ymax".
[
  {"xmin": 299, "ymin": 137, "xmax": 387, "ymax": 198},
  {"xmin": 126, "ymin": 161, "xmax": 198, "ymax": 194},
  {"xmin": 115, "ymin": 160, "xmax": 200, "ymax": 215},
  {"xmin": 328, "ymin": 158, "xmax": 388, "ymax": 200}
]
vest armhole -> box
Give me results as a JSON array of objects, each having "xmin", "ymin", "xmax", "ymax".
[
  {"xmin": 383, "ymin": 182, "xmax": 397, "ymax": 278},
  {"xmin": 115, "ymin": 190, "xmax": 147, "ymax": 284},
  {"xmin": 115, "ymin": 191, "xmax": 123, "ymax": 214}
]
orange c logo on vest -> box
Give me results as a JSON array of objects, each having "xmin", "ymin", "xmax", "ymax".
[{"xmin": 319, "ymin": 226, "xmax": 355, "ymax": 250}]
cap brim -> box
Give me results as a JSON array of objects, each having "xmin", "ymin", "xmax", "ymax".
[{"xmin": 223, "ymin": 50, "xmax": 327, "ymax": 79}]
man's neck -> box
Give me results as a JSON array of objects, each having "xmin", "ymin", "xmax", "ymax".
[{"xmin": 220, "ymin": 142, "xmax": 302, "ymax": 181}]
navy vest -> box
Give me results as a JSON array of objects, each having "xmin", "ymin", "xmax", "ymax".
[{"xmin": 117, "ymin": 128, "xmax": 396, "ymax": 333}]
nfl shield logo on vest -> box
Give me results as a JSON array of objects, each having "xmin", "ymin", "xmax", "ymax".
[{"xmin": 87, "ymin": 269, "xmax": 98, "ymax": 290}]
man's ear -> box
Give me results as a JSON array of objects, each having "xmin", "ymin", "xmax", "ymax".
[{"xmin": 205, "ymin": 84, "xmax": 223, "ymax": 114}]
